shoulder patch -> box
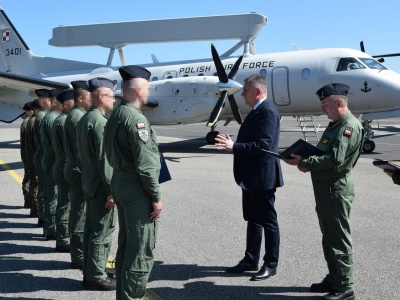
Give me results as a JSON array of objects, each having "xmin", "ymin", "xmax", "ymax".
[
  {"xmin": 136, "ymin": 122, "xmax": 145, "ymax": 129},
  {"xmin": 138, "ymin": 129, "xmax": 149, "ymax": 142},
  {"xmin": 344, "ymin": 128, "xmax": 353, "ymax": 137}
]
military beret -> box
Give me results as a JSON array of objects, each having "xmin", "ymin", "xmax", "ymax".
[
  {"xmin": 22, "ymin": 101, "xmax": 32, "ymax": 111},
  {"xmin": 35, "ymin": 89, "xmax": 51, "ymax": 98},
  {"xmin": 119, "ymin": 65, "xmax": 151, "ymax": 81},
  {"xmin": 56, "ymin": 90, "xmax": 75, "ymax": 103},
  {"xmin": 88, "ymin": 77, "xmax": 115, "ymax": 92},
  {"xmin": 316, "ymin": 83, "xmax": 350, "ymax": 101},
  {"xmin": 71, "ymin": 80, "xmax": 89, "ymax": 91},
  {"xmin": 31, "ymin": 99, "xmax": 41, "ymax": 109},
  {"xmin": 49, "ymin": 88, "xmax": 63, "ymax": 98}
]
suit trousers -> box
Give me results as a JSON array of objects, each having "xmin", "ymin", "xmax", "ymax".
[{"xmin": 242, "ymin": 189, "xmax": 279, "ymax": 269}]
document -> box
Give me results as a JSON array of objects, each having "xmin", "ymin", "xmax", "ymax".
[
  {"xmin": 372, "ymin": 159, "xmax": 400, "ymax": 173},
  {"xmin": 159, "ymin": 152, "xmax": 172, "ymax": 183},
  {"xmin": 262, "ymin": 139, "xmax": 325, "ymax": 159}
]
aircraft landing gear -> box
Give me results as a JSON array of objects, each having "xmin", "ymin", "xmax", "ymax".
[
  {"xmin": 362, "ymin": 120, "xmax": 375, "ymax": 153},
  {"xmin": 206, "ymin": 124, "xmax": 219, "ymax": 144}
]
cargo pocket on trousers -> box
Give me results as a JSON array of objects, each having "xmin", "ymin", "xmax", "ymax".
[{"xmin": 126, "ymin": 270, "xmax": 148, "ymax": 299}]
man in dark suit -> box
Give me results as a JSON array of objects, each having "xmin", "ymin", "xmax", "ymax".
[{"xmin": 215, "ymin": 74, "xmax": 284, "ymax": 281}]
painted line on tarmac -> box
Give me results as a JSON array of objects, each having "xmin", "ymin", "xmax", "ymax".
[{"xmin": 0, "ymin": 159, "xmax": 22, "ymax": 185}]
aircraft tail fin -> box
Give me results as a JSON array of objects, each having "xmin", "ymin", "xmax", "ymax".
[
  {"xmin": 0, "ymin": 7, "xmax": 36, "ymax": 75},
  {"xmin": 0, "ymin": 7, "xmax": 104, "ymax": 77}
]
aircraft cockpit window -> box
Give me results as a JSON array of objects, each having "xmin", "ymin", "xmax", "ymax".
[
  {"xmin": 358, "ymin": 58, "xmax": 388, "ymax": 70},
  {"xmin": 336, "ymin": 57, "xmax": 366, "ymax": 72}
]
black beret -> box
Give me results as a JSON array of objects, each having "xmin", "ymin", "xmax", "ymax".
[
  {"xmin": 35, "ymin": 89, "xmax": 51, "ymax": 98},
  {"xmin": 88, "ymin": 77, "xmax": 115, "ymax": 92},
  {"xmin": 119, "ymin": 65, "xmax": 151, "ymax": 81},
  {"xmin": 22, "ymin": 101, "xmax": 32, "ymax": 110},
  {"xmin": 31, "ymin": 99, "xmax": 41, "ymax": 109},
  {"xmin": 316, "ymin": 83, "xmax": 350, "ymax": 101},
  {"xmin": 49, "ymin": 89, "xmax": 63, "ymax": 98},
  {"xmin": 71, "ymin": 80, "xmax": 89, "ymax": 91},
  {"xmin": 56, "ymin": 90, "xmax": 75, "ymax": 103}
]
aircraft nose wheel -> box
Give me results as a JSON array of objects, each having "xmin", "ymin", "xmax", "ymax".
[
  {"xmin": 206, "ymin": 131, "xmax": 219, "ymax": 144},
  {"xmin": 363, "ymin": 140, "xmax": 375, "ymax": 153}
]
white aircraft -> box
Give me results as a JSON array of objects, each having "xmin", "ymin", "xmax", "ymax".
[{"xmin": 1, "ymin": 7, "xmax": 400, "ymax": 153}]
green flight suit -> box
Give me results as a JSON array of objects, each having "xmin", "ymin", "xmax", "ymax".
[
  {"xmin": 20, "ymin": 117, "xmax": 31, "ymax": 208},
  {"xmin": 52, "ymin": 113, "xmax": 70, "ymax": 247},
  {"xmin": 104, "ymin": 100, "xmax": 160, "ymax": 300},
  {"xmin": 26, "ymin": 116, "xmax": 38, "ymax": 215},
  {"xmin": 77, "ymin": 107, "xmax": 117, "ymax": 281},
  {"xmin": 41, "ymin": 110, "xmax": 60, "ymax": 237},
  {"xmin": 33, "ymin": 111, "xmax": 46, "ymax": 225},
  {"xmin": 64, "ymin": 106, "xmax": 86, "ymax": 266},
  {"xmin": 299, "ymin": 111, "xmax": 364, "ymax": 293}
]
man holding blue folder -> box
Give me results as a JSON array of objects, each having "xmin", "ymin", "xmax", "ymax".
[{"xmin": 283, "ymin": 83, "xmax": 364, "ymax": 300}]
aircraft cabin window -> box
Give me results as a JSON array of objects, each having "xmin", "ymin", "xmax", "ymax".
[
  {"xmin": 358, "ymin": 58, "xmax": 388, "ymax": 70},
  {"xmin": 198, "ymin": 73, "xmax": 204, "ymax": 76},
  {"xmin": 336, "ymin": 57, "xmax": 366, "ymax": 72},
  {"xmin": 183, "ymin": 74, "xmax": 189, "ymax": 77},
  {"xmin": 151, "ymin": 76, "xmax": 158, "ymax": 81},
  {"xmin": 302, "ymin": 68, "xmax": 310, "ymax": 79},
  {"xmin": 259, "ymin": 69, "xmax": 267, "ymax": 78}
]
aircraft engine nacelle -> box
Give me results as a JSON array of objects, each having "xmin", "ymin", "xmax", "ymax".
[{"xmin": 145, "ymin": 76, "xmax": 222, "ymax": 125}]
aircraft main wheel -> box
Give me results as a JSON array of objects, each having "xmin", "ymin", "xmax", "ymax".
[
  {"xmin": 206, "ymin": 131, "xmax": 219, "ymax": 144},
  {"xmin": 363, "ymin": 140, "xmax": 375, "ymax": 153}
]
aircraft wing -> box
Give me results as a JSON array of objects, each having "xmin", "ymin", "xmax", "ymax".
[
  {"xmin": 0, "ymin": 72, "xmax": 70, "ymax": 123},
  {"xmin": 0, "ymin": 72, "xmax": 70, "ymax": 91}
]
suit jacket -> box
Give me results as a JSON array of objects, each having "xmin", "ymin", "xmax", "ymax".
[{"xmin": 233, "ymin": 99, "xmax": 284, "ymax": 191}]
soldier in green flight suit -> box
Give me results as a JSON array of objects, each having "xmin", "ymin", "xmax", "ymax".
[
  {"xmin": 104, "ymin": 65, "xmax": 163, "ymax": 300},
  {"xmin": 20, "ymin": 101, "xmax": 33, "ymax": 210},
  {"xmin": 77, "ymin": 77, "xmax": 117, "ymax": 291},
  {"xmin": 283, "ymin": 83, "xmax": 364, "ymax": 300},
  {"xmin": 26, "ymin": 99, "xmax": 41, "ymax": 219},
  {"xmin": 41, "ymin": 88, "xmax": 63, "ymax": 240},
  {"xmin": 33, "ymin": 89, "xmax": 52, "ymax": 228},
  {"xmin": 64, "ymin": 80, "xmax": 92, "ymax": 269},
  {"xmin": 52, "ymin": 90, "xmax": 75, "ymax": 253}
]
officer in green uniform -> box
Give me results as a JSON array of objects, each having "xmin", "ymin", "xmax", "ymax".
[
  {"xmin": 64, "ymin": 80, "xmax": 92, "ymax": 269},
  {"xmin": 20, "ymin": 101, "xmax": 33, "ymax": 210},
  {"xmin": 52, "ymin": 90, "xmax": 75, "ymax": 252},
  {"xmin": 283, "ymin": 83, "xmax": 363, "ymax": 300},
  {"xmin": 41, "ymin": 88, "xmax": 63, "ymax": 240},
  {"xmin": 104, "ymin": 65, "xmax": 163, "ymax": 300},
  {"xmin": 33, "ymin": 89, "xmax": 52, "ymax": 228},
  {"xmin": 77, "ymin": 77, "xmax": 117, "ymax": 291},
  {"xmin": 26, "ymin": 99, "xmax": 41, "ymax": 219}
]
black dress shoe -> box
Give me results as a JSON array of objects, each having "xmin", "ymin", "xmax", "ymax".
[
  {"xmin": 250, "ymin": 266, "xmax": 276, "ymax": 281},
  {"xmin": 323, "ymin": 290, "xmax": 355, "ymax": 300},
  {"xmin": 226, "ymin": 262, "xmax": 258, "ymax": 273},
  {"xmin": 310, "ymin": 279, "xmax": 332, "ymax": 293},
  {"xmin": 55, "ymin": 245, "xmax": 70, "ymax": 253},
  {"xmin": 84, "ymin": 278, "xmax": 116, "ymax": 291}
]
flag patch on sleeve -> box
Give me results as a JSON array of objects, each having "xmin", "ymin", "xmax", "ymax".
[
  {"xmin": 136, "ymin": 122, "xmax": 145, "ymax": 129},
  {"xmin": 344, "ymin": 129, "xmax": 352, "ymax": 136}
]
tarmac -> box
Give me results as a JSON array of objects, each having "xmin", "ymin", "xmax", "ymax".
[{"xmin": 1, "ymin": 116, "xmax": 400, "ymax": 299}]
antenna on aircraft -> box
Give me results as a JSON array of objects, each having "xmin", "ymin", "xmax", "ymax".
[{"xmin": 207, "ymin": 44, "xmax": 243, "ymax": 127}]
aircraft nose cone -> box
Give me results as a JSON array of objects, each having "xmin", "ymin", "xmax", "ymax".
[{"xmin": 219, "ymin": 79, "xmax": 242, "ymax": 95}]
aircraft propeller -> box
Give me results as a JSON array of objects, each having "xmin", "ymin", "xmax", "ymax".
[
  {"xmin": 206, "ymin": 44, "xmax": 243, "ymax": 127},
  {"xmin": 360, "ymin": 41, "xmax": 400, "ymax": 63}
]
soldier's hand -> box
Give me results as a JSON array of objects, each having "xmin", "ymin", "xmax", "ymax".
[
  {"xmin": 150, "ymin": 201, "xmax": 163, "ymax": 221},
  {"xmin": 105, "ymin": 195, "xmax": 115, "ymax": 210}
]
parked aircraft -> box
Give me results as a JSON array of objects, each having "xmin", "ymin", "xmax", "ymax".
[{"xmin": 1, "ymin": 7, "xmax": 400, "ymax": 153}]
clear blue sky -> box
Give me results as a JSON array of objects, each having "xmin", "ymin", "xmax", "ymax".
[{"xmin": 1, "ymin": 0, "xmax": 400, "ymax": 73}]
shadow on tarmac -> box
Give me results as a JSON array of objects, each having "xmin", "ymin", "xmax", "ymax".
[
  {"xmin": 149, "ymin": 262, "xmax": 321, "ymax": 299},
  {"xmin": 0, "ymin": 139, "xmax": 20, "ymax": 149},
  {"xmin": 0, "ymin": 160, "xmax": 23, "ymax": 171}
]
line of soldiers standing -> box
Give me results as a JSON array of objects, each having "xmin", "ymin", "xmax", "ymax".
[{"xmin": 19, "ymin": 65, "xmax": 162, "ymax": 299}]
